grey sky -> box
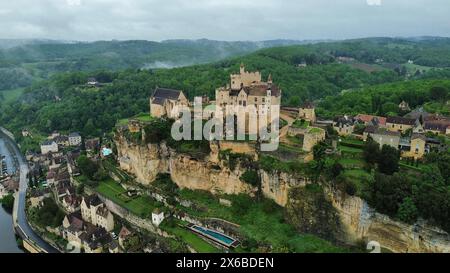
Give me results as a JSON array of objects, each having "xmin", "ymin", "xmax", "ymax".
[{"xmin": 0, "ymin": 0, "xmax": 449, "ymax": 41}]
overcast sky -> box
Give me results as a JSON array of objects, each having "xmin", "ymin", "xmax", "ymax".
[{"xmin": 0, "ymin": 0, "xmax": 449, "ymax": 41}]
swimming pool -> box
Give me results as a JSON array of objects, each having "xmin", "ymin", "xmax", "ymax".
[{"xmin": 188, "ymin": 224, "xmax": 239, "ymax": 248}]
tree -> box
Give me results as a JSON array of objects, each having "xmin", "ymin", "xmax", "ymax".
[
  {"xmin": 397, "ymin": 197, "xmax": 418, "ymax": 224},
  {"xmin": 76, "ymin": 155, "xmax": 98, "ymax": 179},
  {"xmin": 1, "ymin": 194, "xmax": 15, "ymax": 212},
  {"xmin": 240, "ymin": 170, "xmax": 260, "ymax": 187},
  {"xmin": 378, "ymin": 145, "xmax": 399, "ymax": 175},
  {"xmin": 429, "ymin": 86, "xmax": 448, "ymax": 102},
  {"xmin": 363, "ymin": 138, "xmax": 380, "ymax": 166}
]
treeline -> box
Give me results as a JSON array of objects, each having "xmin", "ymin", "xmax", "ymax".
[
  {"xmin": 0, "ymin": 49, "xmax": 404, "ymax": 137},
  {"xmin": 307, "ymin": 37, "xmax": 450, "ymax": 67},
  {"xmin": 0, "ymin": 67, "xmax": 33, "ymax": 90},
  {"xmin": 361, "ymin": 143, "xmax": 450, "ymax": 232},
  {"xmin": 317, "ymin": 79, "xmax": 450, "ymax": 118}
]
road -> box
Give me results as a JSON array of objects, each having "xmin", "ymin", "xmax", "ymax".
[{"xmin": 0, "ymin": 129, "xmax": 58, "ymax": 253}]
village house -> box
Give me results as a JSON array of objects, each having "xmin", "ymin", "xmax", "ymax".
[
  {"xmin": 118, "ymin": 226, "xmax": 132, "ymax": 249},
  {"xmin": 355, "ymin": 114, "xmax": 387, "ymax": 127},
  {"xmin": 151, "ymin": 208, "xmax": 165, "ymax": 227},
  {"xmin": 398, "ymin": 100, "xmax": 411, "ymax": 112},
  {"xmin": 386, "ymin": 116, "xmax": 417, "ymax": 133},
  {"xmin": 40, "ymin": 140, "xmax": 59, "ymax": 155},
  {"xmin": 53, "ymin": 135, "xmax": 69, "ymax": 147},
  {"xmin": 81, "ymin": 195, "xmax": 115, "ymax": 232},
  {"xmin": 87, "ymin": 77, "xmax": 99, "ymax": 86},
  {"xmin": 364, "ymin": 126, "xmax": 401, "ymax": 149},
  {"xmin": 215, "ymin": 64, "xmax": 282, "ymax": 133},
  {"xmin": 85, "ymin": 138, "xmax": 100, "ymax": 153},
  {"xmin": 62, "ymin": 194, "xmax": 82, "ymax": 213},
  {"xmin": 29, "ymin": 188, "xmax": 51, "ymax": 208},
  {"xmin": 424, "ymin": 121, "xmax": 450, "ymax": 135},
  {"xmin": 21, "ymin": 129, "xmax": 31, "ymax": 137},
  {"xmin": 333, "ymin": 115, "xmax": 355, "ymax": 136},
  {"xmin": 401, "ymin": 134, "xmax": 427, "ymax": 159},
  {"xmin": 62, "ymin": 212, "xmax": 113, "ymax": 253},
  {"xmin": 68, "ymin": 132, "xmax": 82, "ymax": 146},
  {"xmin": 150, "ymin": 87, "xmax": 189, "ymax": 119},
  {"xmin": 62, "ymin": 212, "xmax": 85, "ymax": 248}
]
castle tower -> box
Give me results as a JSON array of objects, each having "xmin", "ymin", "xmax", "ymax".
[
  {"xmin": 240, "ymin": 63, "xmax": 245, "ymax": 74},
  {"xmin": 267, "ymin": 74, "xmax": 273, "ymax": 84}
]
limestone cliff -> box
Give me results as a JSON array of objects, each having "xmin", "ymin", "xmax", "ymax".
[
  {"xmin": 114, "ymin": 128, "xmax": 450, "ymax": 253},
  {"xmin": 259, "ymin": 170, "xmax": 307, "ymax": 207},
  {"xmin": 115, "ymin": 131, "xmax": 255, "ymax": 195},
  {"xmin": 115, "ymin": 132, "xmax": 169, "ymax": 184},
  {"xmin": 327, "ymin": 187, "xmax": 450, "ymax": 253}
]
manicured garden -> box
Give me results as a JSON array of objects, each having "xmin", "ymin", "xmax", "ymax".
[{"xmin": 96, "ymin": 178, "xmax": 160, "ymax": 218}]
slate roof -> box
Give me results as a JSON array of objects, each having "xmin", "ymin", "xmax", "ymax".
[
  {"xmin": 152, "ymin": 88, "xmax": 182, "ymax": 101},
  {"xmin": 84, "ymin": 194, "xmax": 103, "ymax": 208},
  {"xmin": 366, "ymin": 127, "xmax": 401, "ymax": 137},
  {"xmin": 411, "ymin": 134, "xmax": 427, "ymax": 141},
  {"xmin": 424, "ymin": 121, "xmax": 450, "ymax": 132},
  {"xmin": 386, "ymin": 116, "xmax": 416, "ymax": 126},
  {"xmin": 41, "ymin": 140, "xmax": 56, "ymax": 146},
  {"xmin": 69, "ymin": 132, "xmax": 81, "ymax": 138}
]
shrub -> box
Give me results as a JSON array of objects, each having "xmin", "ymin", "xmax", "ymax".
[{"xmin": 240, "ymin": 170, "xmax": 260, "ymax": 187}]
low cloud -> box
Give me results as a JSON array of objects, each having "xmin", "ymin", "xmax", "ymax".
[{"xmin": 0, "ymin": 0, "xmax": 449, "ymax": 41}]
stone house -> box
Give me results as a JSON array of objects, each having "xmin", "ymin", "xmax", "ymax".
[
  {"xmin": 68, "ymin": 132, "xmax": 82, "ymax": 146},
  {"xmin": 29, "ymin": 188, "xmax": 51, "ymax": 208},
  {"xmin": 152, "ymin": 208, "xmax": 165, "ymax": 227},
  {"xmin": 355, "ymin": 114, "xmax": 387, "ymax": 127},
  {"xmin": 386, "ymin": 116, "xmax": 417, "ymax": 133},
  {"xmin": 81, "ymin": 195, "xmax": 115, "ymax": 232},
  {"xmin": 40, "ymin": 140, "xmax": 59, "ymax": 155},
  {"xmin": 364, "ymin": 126, "xmax": 401, "ymax": 149},
  {"xmin": 333, "ymin": 115, "xmax": 355, "ymax": 136},
  {"xmin": 150, "ymin": 87, "xmax": 189, "ymax": 119},
  {"xmin": 118, "ymin": 226, "xmax": 132, "ymax": 249}
]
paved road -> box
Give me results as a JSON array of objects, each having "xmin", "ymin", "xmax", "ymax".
[{"xmin": 0, "ymin": 130, "xmax": 58, "ymax": 253}]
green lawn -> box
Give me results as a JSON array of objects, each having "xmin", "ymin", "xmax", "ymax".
[
  {"xmin": 292, "ymin": 120, "xmax": 309, "ymax": 129},
  {"xmin": 117, "ymin": 112, "xmax": 153, "ymax": 126},
  {"xmin": 338, "ymin": 145, "xmax": 364, "ymax": 154},
  {"xmin": 96, "ymin": 178, "xmax": 159, "ymax": 217},
  {"xmin": 160, "ymin": 222, "xmax": 221, "ymax": 253},
  {"xmin": 338, "ymin": 158, "xmax": 365, "ymax": 169},
  {"xmin": 175, "ymin": 190, "xmax": 349, "ymax": 253}
]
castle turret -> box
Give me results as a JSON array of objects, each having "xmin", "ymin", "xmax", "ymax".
[
  {"xmin": 268, "ymin": 74, "xmax": 273, "ymax": 84},
  {"xmin": 240, "ymin": 63, "xmax": 245, "ymax": 74}
]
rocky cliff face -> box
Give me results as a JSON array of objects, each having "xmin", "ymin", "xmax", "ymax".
[
  {"xmin": 260, "ymin": 170, "xmax": 308, "ymax": 207},
  {"xmin": 115, "ymin": 130, "xmax": 450, "ymax": 253},
  {"xmin": 115, "ymin": 133, "xmax": 169, "ymax": 184},
  {"xmin": 169, "ymin": 153, "xmax": 255, "ymax": 195},
  {"xmin": 327, "ymin": 187, "xmax": 450, "ymax": 253},
  {"xmin": 115, "ymin": 132, "xmax": 255, "ymax": 195}
]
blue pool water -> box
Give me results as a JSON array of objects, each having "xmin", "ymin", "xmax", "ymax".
[{"xmin": 192, "ymin": 226, "xmax": 235, "ymax": 245}]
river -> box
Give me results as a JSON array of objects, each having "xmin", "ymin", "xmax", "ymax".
[
  {"xmin": 0, "ymin": 206, "xmax": 23, "ymax": 253},
  {"xmin": 0, "ymin": 137, "xmax": 23, "ymax": 253}
]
